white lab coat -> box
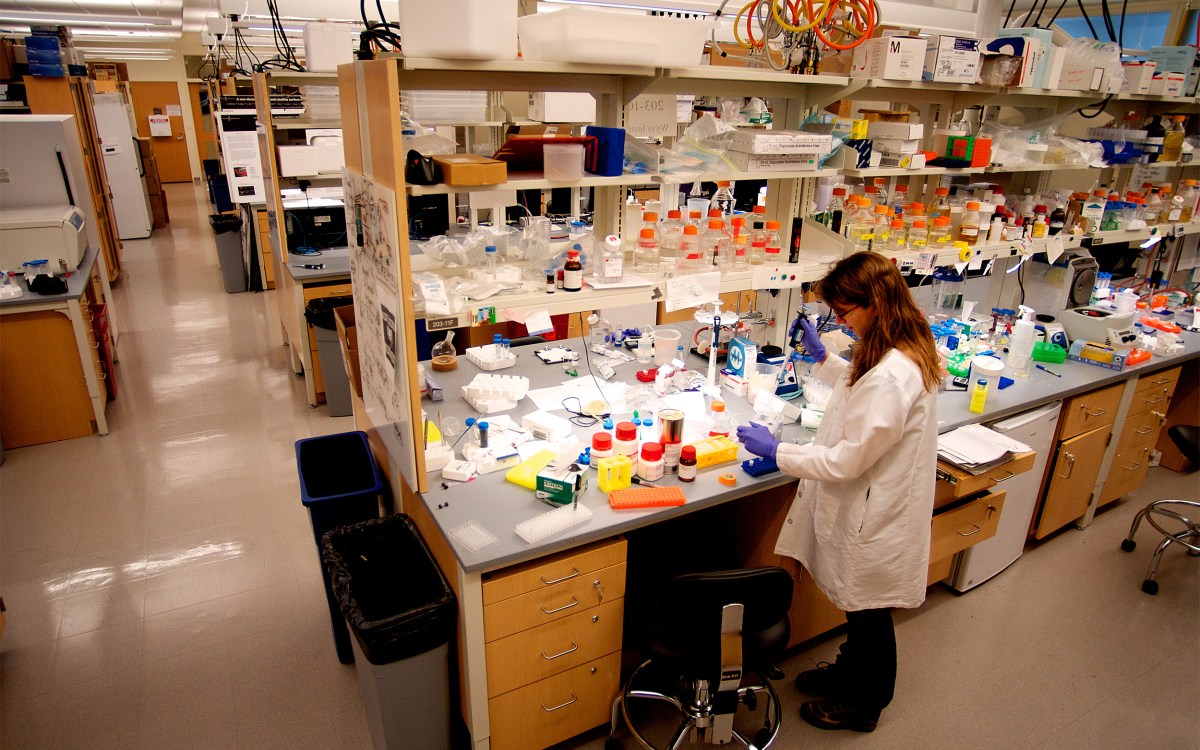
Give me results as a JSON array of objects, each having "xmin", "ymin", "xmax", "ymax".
[{"xmin": 773, "ymin": 349, "xmax": 938, "ymax": 612}]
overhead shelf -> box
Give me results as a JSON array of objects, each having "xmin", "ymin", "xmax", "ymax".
[{"xmin": 842, "ymin": 166, "xmax": 987, "ymax": 178}]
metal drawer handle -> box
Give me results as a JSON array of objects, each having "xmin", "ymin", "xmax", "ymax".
[
  {"xmin": 1122, "ymin": 461, "xmax": 1143, "ymax": 472},
  {"xmin": 1058, "ymin": 452, "xmax": 1076, "ymax": 480},
  {"xmin": 1142, "ymin": 395, "xmax": 1165, "ymax": 405},
  {"xmin": 541, "ymin": 693, "xmax": 578, "ymax": 713},
  {"xmin": 540, "ymin": 641, "xmax": 580, "ymax": 661},
  {"xmin": 956, "ymin": 524, "xmax": 983, "ymax": 538},
  {"xmin": 1081, "ymin": 406, "xmax": 1108, "ymax": 418},
  {"xmin": 540, "ymin": 596, "xmax": 580, "ymax": 615},
  {"xmin": 989, "ymin": 469, "xmax": 1016, "ymax": 482},
  {"xmin": 1134, "ymin": 426, "xmax": 1153, "ymax": 435},
  {"xmin": 540, "ymin": 567, "xmax": 581, "ymax": 586},
  {"xmin": 1150, "ymin": 377, "xmax": 1170, "ymax": 385}
]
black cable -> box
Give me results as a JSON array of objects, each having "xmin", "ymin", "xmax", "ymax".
[
  {"xmin": 1100, "ymin": 0, "xmax": 1116, "ymax": 42},
  {"xmin": 1029, "ymin": 0, "xmax": 1049, "ymax": 28},
  {"xmin": 1002, "ymin": 0, "xmax": 1018, "ymax": 28},
  {"xmin": 1046, "ymin": 0, "xmax": 1071, "ymax": 27},
  {"xmin": 577, "ymin": 311, "xmax": 612, "ymax": 414},
  {"xmin": 1077, "ymin": 94, "xmax": 1114, "ymax": 118},
  {"xmin": 1075, "ymin": 0, "xmax": 1101, "ymax": 39},
  {"xmin": 1118, "ymin": 0, "xmax": 1128, "ymax": 47}
]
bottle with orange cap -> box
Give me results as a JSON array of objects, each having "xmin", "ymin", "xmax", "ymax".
[
  {"xmin": 712, "ymin": 180, "xmax": 736, "ymax": 216},
  {"xmin": 677, "ymin": 224, "xmax": 705, "ymax": 272},
  {"xmin": 929, "ymin": 186, "xmax": 952, "ymax": 222},
  {"xmin": 1177, "ymin": 179, "xmax": 1197, "ymax": 223},
  {"xmin": 700, "ymin": 218, "xmax": 730, "ymax": 268},
  {"xmin": 956, "ymin": 201, "xmax": 983, "ymax": 245},
  {"xmin": 634, "ymin": 227, "xmax": 659, "ymax": 274},
  {"xmin": 659, "ymin": 209, "xmax": 684, "ymax": 260}
]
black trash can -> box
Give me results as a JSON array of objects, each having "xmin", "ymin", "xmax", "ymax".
[
  {"xmin": 296, "ymin": 430, "xmax": 385, "ymax": 664},
  {"xmin": 305, "ymin": 296, "xmax": 355, "ymax": 417},
  {"xmin": 208, "ymin": 173, "xmax": 234, "ymax": 213},
  {"xmin": 323, "ymin": 515, "xmax": 456, "ymax": 750},
  {"xmin": 209, "ymin": 213, "xmax": 246, "ymax": 293}
]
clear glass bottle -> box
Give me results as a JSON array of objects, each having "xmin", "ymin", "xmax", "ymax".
[
  {"xmin": 676, "ymin": 224, "xmax": 704, "ymax": 272},
  {"xmin": 730, "ymin": 233, "xmax": 750, "ymax": 270},
  {"xmin": 871, "ymin": 204, "xmax": 892, "ymax": 250},
  {"xmin": 633, "ymin": 228, "xmax": 659, "ymax": 274},
  {"xmin": 763, "ymin": 220, "xmax": 783, "ymax": 260},
  {"xmin": 889, "ymin": 183, "xmax": 909, "ymax": 217},
  {"xmin": 929, "ymin": 216, "xmax": 952, "ymax": 247},
  {"xmin": 1156, "ymin": 189, "xmax": 1174, "ymax": 224},
  {"xmin": 1177, "ymin": 179, "xmax": 1198, "ymax": 223},
  {"xmin": 641, "ymin": 211, "xmax": 660, "ymax": 246},
  {"xmin": 659, "ymin": 209, "xmax": 684, "ymax": 260},
  {"xmin": 929, "ymin": 186, "xmax": 951, "ymax": 222},
  {"xmin": 701, "ymin": 219, "xmax": 730, "ymax": 268},
  {"xmin": 904, "ymin": 201, "xmax": 925, "ymax": 236},
  {"xmin": 907, "ymin": 219, "xmax": 928, "ymax": 248},
  {"xmin": 1162, "ymin": 115, "xmax": 1185, "ymax": 162},
  {"xmin": 688, "ymin": 209, "xmax": 704, "ymax": 228},
  {"xmin": 712, "ymin": 180, "xmax": 736, "ymax": 216},
  {"xmin": 749, "ymin": 220, "xmax": 767, "ymax": 265},
  {"xmin": 956, "ymin": 201, "xmax": 983, "ymax": 245},
  {"xmin": 825, "ymin": 186, "xmax": 847, "ymax": 234},
  {"xmin": 1142, "ymin": 189, "xmax": 1163, "ymax": 223},
  {"xmin": 863, "ymin": 184, "xmax": 881, "ymax": 207},
  {"xmin": 597, "ymin": 233, "xmax": 624, "ymax": 283},
  {"xmin": 886, "ymin": 219, "xmax": 905, "ymax": 252},
  {"xmin": 708, "ymin": 400, "xmax": 735, "ymax": 436},
  {"xmin": 1161, "ymin": 194, "xmax": 1186, "ymax": 224},
  {"xmin": 845, "ymin": 196, "xmax": 874, "ymax": 250}
]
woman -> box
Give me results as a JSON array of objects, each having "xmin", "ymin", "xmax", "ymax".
[{"xmin": 736, "ymin": 252, "xmax": 942, "ymax": 733}]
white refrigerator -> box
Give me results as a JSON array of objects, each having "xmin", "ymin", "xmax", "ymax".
[
  {"xmin": 92, "ymin": 93, "xmax": 153, "ymax": 240},
  {"xmin": 949, "ymin": 401, "xmax": 1061, "ymax": 592}
]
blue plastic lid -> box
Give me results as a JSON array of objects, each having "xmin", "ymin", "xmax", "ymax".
[
  {"xmin": 478, "ymin": 421, "xmax": 489, "ymax": 431},
  {"xmin": 494, "ymin": 334, "xmax": 503, "ymax": 343},
  {"xmin": 485, "ymin": 245, "xmax": 497, "ymax": 253},
  {"xmin": 501, "ymin": 338, "xmax": 511, "ymax": 346},
  {"xmin": 465, "ymin": 417, "xmax": 476, "ymax": 427},
  {"xmin": 603, "ymin": 419, "xmax": 614, "ymax": 429}
]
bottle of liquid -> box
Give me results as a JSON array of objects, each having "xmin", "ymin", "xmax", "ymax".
[
  {"xmin": 1082, "ymin": 190, "xmax": 1107, "ymax": 232},
  {"xmin": 907, "ymin": 219, "xmax": 928, "ymax": 248},
  {"xmin": 596, "ymin": 234, "xmax": 623, "ymax": 284},
  {"xmin": 1176, "ymin": 179, "xmax": 1198, "ymax": 223},
  {"xmin": 749, "ymin": 220, "xmax": 767, "ymax": 265},
  {"xmin": 1007, "ymin": 305, "xmax": 1036, "ymax": 377},
  {"xmin": 622, "ymin": 193, "xmax": 644, "ymax": 250},
  {"xmin": 484, "ymin": 244, "xmax": 499, "ymax": 278},
  {"xmin": 929, "ymin": 216, "xmax": 952, "ymax": 247},
  {"xmin": 871, "ymin": 205, "xmax": 892, "ymax": 250},
  {"xmin": 1142, "ymin": 115, "xmax": 1166, "ymax": 162},
  {"xmin": 887, "ymin": 219, "xmax": 906, "ymax": 252},
  {"xmin": 968, "ymin": 378, "xmax": 989, "ymax": 414},
  {"xmin": 904, "ymin": 202, "xmax": 925, "ymax": 236},
  {"xmin": 677, "ymin": 224, "xmax": 704, "ymax": 272},
  {"xmin": 863, "ymin": 184, "xmax": 880, "ymax": 208},
  {"xmin": 889, "ymin": 183, "xmax": 909, "ymax": 217},
  {"xmin": 845, "ymin": 197, "xmax": 874, "ymax": 250},
  {"xmin": 1031, "ymin": 213, "xmax": 1048, "ymax": 238},
  {"xmin": 708, "ymin": 401, "xmax": 735, "ymax": 436},
  {"xmin": 634, "ymin": 228, "xmax": 659, "ymax": 274},
  {"xmin": 712, "ymin": 180, "xmax": 736, "ymax": 216},
  {"xmin": 701, "ymin": 219, "xmax": 730, "ymax": 268},
  {"xmin": 729, "ymin": 233, "xmax": 750, "ymax": 270},
  {"xmin": 1162, "ymin": 115, "xmax": 1185, "ymax": 162},
  {"xmin": 562, "ymin": 248, "xmax": 584, "ymax": 292},
  {"xmin": 1161, "ymin": 194, "xmax": 1186, "ymax": 224},
  {"xmin": 929, "ymin": 186, "xmax": 951, "ymax": 221},
  {"xmin": 956, "ymin": 201, "xmax": 983, "ymax": 245},
  {"xmin": 688, "ymin": 209, "xmax": 704, "ymax": 228},
  {"xmin": 1048, "ymin": 203, "xmax": 1066, "ymax": 235},
  {"xmin": 659, "ymin": 209, "xmax": 684, "ymax": 260},
  {"xmin": 678, "ymin": 445, "xmax": 698, "ymax": 482},
  {"xmin": 763, "ymin": 220, "xmax": 783, "ymax": 259},
  {"xmin": 640, "ymin": 211, "xmax": 661, "ymax": 245},
  {"xmin": 825, "ymin": 186, "xmax": 847, "ymax": 234}
]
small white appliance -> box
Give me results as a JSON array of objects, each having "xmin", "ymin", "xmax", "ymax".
[
  {"xmin": 0, "ymin": 206, "xmax": 87, "ymax": 270},
  {"xmin": 949, "ymin": 401, "xmax": 1061, "ymax": 592},
  {"xmin": 1022, "ymin": 251, "xmax": 1099, "ymax": 318},
  {"xmin": 1059, "ymin": 306, "xmax": 1135, "ymax": 345}
]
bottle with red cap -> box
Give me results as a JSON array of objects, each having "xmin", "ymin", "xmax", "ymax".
[
  {"xmin": 678, "ymin": 445, "xmax": 698, "ymax": 482},
  {"xmin": 590, "ymin": 432, "xmax": 613, "ymax": 469},
  {"xmin": 637, "ymin": 442, "xmax": 665, "ymax": 482},
  {"xmin": 614, "ymin": 421, "xmax": 639, "ymax": 458}
]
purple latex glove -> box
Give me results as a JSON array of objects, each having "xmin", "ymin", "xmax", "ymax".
[
  {"xmin": 737, "ymin": 423, "xmax": 779, "ymax": 461},
  {"xmin": 799, "ymin": 317, "xmax": 827, "ymax": 362}
]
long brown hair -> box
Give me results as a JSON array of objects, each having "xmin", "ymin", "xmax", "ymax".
[{"xmin": 813, "ymin": 252, "xmax": 942, "ymax": 392}]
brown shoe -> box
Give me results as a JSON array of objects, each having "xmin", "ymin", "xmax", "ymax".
[
  {"xmin": 799, "ymin": 699, "xmax": 879, "ymax": 732},
  {"xmin": 793, "ymin": 661, "xmax": 842, "ymax": 697}
]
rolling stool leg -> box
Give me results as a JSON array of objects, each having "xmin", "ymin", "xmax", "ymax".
[
  {"xmin": 1121, "ymin": 506, "xmax": 1151, "ymax": 552},
  {"xmin": 605, "ymin": 693, "xmax": 624, "ymax": 750}
]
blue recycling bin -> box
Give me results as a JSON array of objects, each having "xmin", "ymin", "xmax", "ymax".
[{"xmin": 296, "ymin": 430, "xmax": 386, "ymax": 664}]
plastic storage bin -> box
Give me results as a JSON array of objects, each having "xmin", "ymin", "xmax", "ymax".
[
  {"xmin": 323, "ymin": 515, "xmax": 456, "ymax": 750},
  {"xmin": 305, "ymin": 296, "xmax": 355, "ymax": 417},
  {"xmin": 518, "ymin": 8, "xmax": 714, "ymax": 67},
  {"xmin": 585, "ymin": 125, "xmax": 625, "ymax": 177},
  {"xmin": 397, "ymin": 0, "xmax": 517, "ymax": 60},
  {"xmin": 402, "ymin": 90, "xmax": 488, "ymax": 124},
  {"xmin": 543, "ymin": 143, "xmax": 585, "ymax": 180},
  {"xmin": 295, "ymin": 431, "xmax": 386, "ymax": 664},
  {"xmin": 208, "ymin": 214, "xmax": 245, "ymax": 293}
]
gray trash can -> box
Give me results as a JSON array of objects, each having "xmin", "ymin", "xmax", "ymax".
[
  {"xmin": 305, "ymin": 297, "xmax": 353, "ymax": 416},
  {"xmin": 209, "ymin": 214, "xmax": 246, "ymax": 293},
  {"xmin": 323, "ymin": 515, "xmax": 456, "ymax": 750}
]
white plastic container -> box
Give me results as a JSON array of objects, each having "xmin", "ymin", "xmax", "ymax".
[
  {"xmin": 397, "ymin": 0, "xmax": 518, "ymax": 60},
  {"xmin": 403, "ymin": 91, "xmax": 488, "ymax": 124},
  {"xmin": 543, "ymin": 143, "xmax": 585, "ymax": 180},
  {"xmin": 518, "ymin": 8, "xmax": 715, "ymax": 67}
]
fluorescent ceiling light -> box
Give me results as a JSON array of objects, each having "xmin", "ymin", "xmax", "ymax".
[
  {"xmin": 72, "ymin": 29, "xmax": 182, "ymax": 38},
  {"xmin": 75, "ymin": 46, "xmax": 174, "ymax": 53},
  {"xmin": 540, "ymin": 0, "xmax": 711, "ymax": 13},
  {"xmin": 83, "ymin": 53, "xmax": 172, "ymax": 60},
  {"xmin": 0, "ymin": 12, "xmax": 172, "ymax": 26}
]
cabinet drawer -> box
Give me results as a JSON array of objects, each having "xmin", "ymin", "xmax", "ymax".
[
  {"xmin": 1114, "ymin": 408, "xmax": 1167, "ymax": 455},
  {"xmin": 485, "ymin": 563, "xmax": 626, "ymax": 642},
  {"xmin": 487, "ymin": 599, "xmax": 623, "ymax": 698},
  {"xmin": 930, "ymin": 490, "xmax": 1005, "ymax": 562},
  {"xmin": 1134, "ymin": 366, "xmax": 1180, "ymax": 397},
  {"xmin": 1128, "ymin": 384, "xmax": 1174, "ymax": 417},
  {"xmin": 935, "ymin": 451, "xmax": 1035, "ymax": 508},
  {"xmin": 483, "ymin": 537, "xmax": 627, "ymax": 605},
  {"xmin": 1099, "ymin": 445, "xmax": 1152, "ymax": 506},
  {"xmin": 1059, "ymin": 383, "xmax": 1123, "ymax": 440},
  {"xmin": 489, "ymin": 652, "xmax": 620, "ymax": 750}
]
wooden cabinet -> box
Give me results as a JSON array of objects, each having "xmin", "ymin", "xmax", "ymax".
[
  {"xmin": 481, "ymin": 537, "xmax": 626, "ymax": 750},
  {"xmin": 1097, "ymin": 365, "xmax": 1180, "ymax": 506},
  {"xmin": 1035, "ymin": 424, "xmax": 1112, "ymax": 538},
  {"xmin": 1058, "ymin": 382, "xmax": 1124, "ymax": 439},
  {"xmin": 302, "ymin": 281, "xmax": 353, "ymax": 401},
  {"xmin": 256, "ymin": 208, "xmax": 274, "ymax": 289},
  {"xmin": 23, "ymin": 76, "xmax": 124, "ymax": 283}
]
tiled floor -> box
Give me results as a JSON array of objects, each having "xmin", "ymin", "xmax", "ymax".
[{"xmin": 2, "ymin": 184, "xmax": 1198, "ymax": 749}]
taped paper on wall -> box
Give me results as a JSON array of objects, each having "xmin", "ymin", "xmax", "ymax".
[{"xmin": 664, "ymin": 271, "xmax": 720, "ymax": 313}]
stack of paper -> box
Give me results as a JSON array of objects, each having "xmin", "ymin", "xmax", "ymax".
[{"xmin": 938, "ymin": 424, "xmax": 1030, "ymax": 473}]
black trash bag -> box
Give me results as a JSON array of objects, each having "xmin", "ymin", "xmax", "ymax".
[
  {"xmin": 208, "ymin": 213, "xmax": 242, "ymax": 233},
  {"xmin": 304, "ymin": 296, "xmax": 354, "ymax": 331},
  {"xmin": 322, "ymin": 515, "xmax": 457, "ymax": 665}
]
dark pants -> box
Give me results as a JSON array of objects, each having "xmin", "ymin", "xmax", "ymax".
[{"xmin": 834, "ymin": 608, "xmax": 896, "ymax": 715}]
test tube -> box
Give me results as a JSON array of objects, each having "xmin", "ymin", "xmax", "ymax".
[
  {"xmin": 502, "ymin": 338, "xmax": 511, "ymax": 357},
  {"xmin": 493, "ymin": 333, "xmax": 503, "ymax": 357},
  {"xmin": 485, "ymin": 244, "xmax": 498, "ymax": 276},
  {"xmin": 477, "ymin": 420, "xmax": 489, "ymax": 449}
]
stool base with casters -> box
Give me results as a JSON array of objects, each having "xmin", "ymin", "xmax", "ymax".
[{"xmin": 1120, "ymin": 499, "xmax": 1200, "ymax": 595}]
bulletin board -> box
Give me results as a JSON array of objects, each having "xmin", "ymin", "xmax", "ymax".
[{"xmin": 343, "ymin": 168, "xmax": 421, "ymax": 492}]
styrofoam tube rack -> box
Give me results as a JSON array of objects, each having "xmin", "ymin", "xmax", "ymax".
[
  {"xmin": 466, "ymin": 344, "xmax": 518, "ymax": 371},
  {"xmin": 462, "ymin": 374, "xmax": 529, "ymax": 413},
  {"xmin": 515, "ymin": 503, "xmax": 594, "ymax": 544}
]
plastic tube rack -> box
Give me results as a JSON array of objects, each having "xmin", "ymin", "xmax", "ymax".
[
  {"xmin": 461, "ymin": 373, "xmax": 530, "ymax": 413},
  {"xmin": 466, "ymin": 344, "xmax": 518, "ymax": 371}
]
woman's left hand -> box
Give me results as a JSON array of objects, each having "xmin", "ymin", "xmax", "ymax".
[{"xmin": 736, "ymin": 423, "xmax": 779, "ymax": 460}]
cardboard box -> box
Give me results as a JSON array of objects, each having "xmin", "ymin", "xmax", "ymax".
[
  {"xmin": 1148, "ymin": 71, "xmax": 1186, "ymax": 97},
  {"xmin": 432, "ymin": 153, "xmax": 507, "ymax": 186},
  {"xmin": 923, "ymin": 35, "xmax": 981, "ymax": 83},
  {"xmin": 866, "ymin": 121, "xmax": 924, "ymax": 140},
  {"xmin": 277, "ymin": 145, "xmax": 320, "ymax": 177},
  {"xmin": 1148, "ymin": 45, "xmax": 1199, "ymax": 95},
  {"xmin": 871, "ymin": 137, "xmax": 922, "ymax": 154},
  {"xmin": 723, "ymin": 129, "xmax": 833, "ymax": 154},
  {"xmin": 149, "ymin": 193, "xmax": 169, "ymax": 229},
  {"xmin": 333, "ymin": 305, "xmax": 361, "ymax": 398},
  {"xmin": 998, "ymin": 28, "xmax": 1054, "ymax": 87},
  {"xmin": 1058, "ymin": 65, "xmax": 1107, "ymax": 92},
  {"xmin": 1120, "ymin": 61, "xmax": 1156, "ymax": 94},
  {"xmin": 529, "ymin": 92, "xmax": 597, "ymax": 123},
  {"xmin": 535, "ymin": 465, "xmax": 588, "ymax": 506},
  {"xmin": 851, "ymin": 37, "xmax": 928, "ymax": 81},
  {"xmin": 983, "ymin": 36, "xmax": 1044, "ymax": 88},
  {"xmin": 726, "ymin": 150, "xmax": 820, "ymax": 172}
]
